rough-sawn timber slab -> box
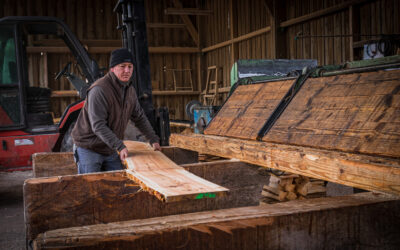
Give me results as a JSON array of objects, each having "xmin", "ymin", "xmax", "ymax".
[
  {"xmin": 124, "ymin": 141, "xmax": 229, "ymax": 202},
  {"xmin": 170, "ymin": 133, "xmax": 400, "ymax": 195}
]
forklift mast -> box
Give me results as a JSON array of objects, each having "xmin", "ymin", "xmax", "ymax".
[{"xmin": 114, "ymin": 0, "xmax": 170, "ymax": 145}]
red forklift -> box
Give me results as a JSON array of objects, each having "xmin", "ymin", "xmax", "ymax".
[{"xmin": 0, "ymin": 0, "xmax": 169, "ymax": 171}]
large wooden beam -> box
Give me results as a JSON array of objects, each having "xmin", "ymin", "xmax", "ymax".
[
  {"xmin": 27, "ymin": 46, "xmax": 199, "ymax": 54},
  {"xmin": 164, "ymin": 8, "xmax": 213, "ymax": 16},
  {"xmin": 24, "ymin": 160, "xmax": 264, "ymax": 243},
  {"xmin": 34, "ymin": 192, "xmax": 400, "ymax": 249},
  {"xmin": 124, "ymin": 141, "xmax": 228, "ymax": 202},
  {"xmin": 170, "ymin": 133, "xmax": 400, "ymax": 195}
]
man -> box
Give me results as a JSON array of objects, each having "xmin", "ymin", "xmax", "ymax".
[{"xmin": 72, "ymin": 48, "xmax": 161, "ymax": 174}]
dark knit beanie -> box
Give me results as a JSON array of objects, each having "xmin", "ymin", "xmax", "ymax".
[{"xmin": 109, "ymin": 48, "xmax": 134, "ymax": 68}]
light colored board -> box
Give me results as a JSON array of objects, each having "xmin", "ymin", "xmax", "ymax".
[
  {"xmin": 124, "ymin": 141, "xmax": 228, "ymax": 202},
  {"xmin": 34, "ymin": 192, "xmax": 400, "ymax": 249},
  {"xmin": 204, "ymin": 80, "xmax": 294, "ymax": 139},
  {"xmin": 170, "ymin": 133, "xmax": 400, "ymax": 195}
]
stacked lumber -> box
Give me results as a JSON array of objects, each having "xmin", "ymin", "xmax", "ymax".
[{"xmin": 261, "ymin": 173, "xmax": 326, "ymax": 203}]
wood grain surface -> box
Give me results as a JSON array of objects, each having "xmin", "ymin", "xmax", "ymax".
[
  {"xmin": 33, "ymin": 192, "xmax": 400, "ymax": 249},
  {"xmin": 24, "ymin": 160, "xmax": 264, "ymax": 243},
  {"xmin": 124, "ymin": 141, "xmax": 229, "ymax": 202},
  {"xmin": 170, "ymin": 133, "xmax": 400, "ymax": 195},
  {"xmin": 205, "ymin": 80, "xmax": 294, "ymax": 139},
  {"xmin": 264, "ymin": 69, "xmax": 400, "ymax": 158}
]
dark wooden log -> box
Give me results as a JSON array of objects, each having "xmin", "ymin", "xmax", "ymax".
[
  {"xmin": 33, "ymin": 192, "xmax": 400, "ymax": 249},
  {"xmin": 24, "ymin": 160, "xmax": 265, "ymax": 244}
]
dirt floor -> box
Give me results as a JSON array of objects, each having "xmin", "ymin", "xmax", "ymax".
[{"xmin": 0, "ymin": 170, "xmax": 33, "ymax": 250}]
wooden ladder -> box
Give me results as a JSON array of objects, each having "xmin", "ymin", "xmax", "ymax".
[{"xmin": 203, "ymin": 66, "xmax": 218, "ymax": 105}]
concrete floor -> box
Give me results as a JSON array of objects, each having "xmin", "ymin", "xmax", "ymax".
[{"xmin": 0, "ymin": 170, "xmax": 33, "ymax": 250}]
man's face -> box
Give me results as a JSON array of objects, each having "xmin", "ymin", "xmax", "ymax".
[{"xmin": 111, "ymin": 62, "xmax": 133, "ymax": 82}]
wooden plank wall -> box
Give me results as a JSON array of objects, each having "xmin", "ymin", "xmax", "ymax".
[
  {"xmin": 0, "ymin": 0, "xmax": 199, "ymax": 120},
  {"xmin": 201, "ymin": 0, "xmax": 400, "ymax": 104},
  {"xmin": 2, "ymin": 0, "xmax": 399, "ymax": 112}
]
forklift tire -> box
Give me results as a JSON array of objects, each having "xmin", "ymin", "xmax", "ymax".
[{"xmin": 60, "ymin": 122, "xmax": 75, "ymax": 152}]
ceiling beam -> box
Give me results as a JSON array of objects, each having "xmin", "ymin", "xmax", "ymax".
[{"xmin": 164, "ymin": 8, "xmax": 213, "ymax": 16}]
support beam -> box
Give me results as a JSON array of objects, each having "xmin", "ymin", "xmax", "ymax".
[
  {"xmin": 147, "ymin": 22, "xmax": 186, "ymax": 28},
  {"xmin": 170, "ymin": 133, "xmax": 400, "ymax": 195},
  {"xmin": 164, "ymin": 8, "xmax": 213, "ymax": 16},
  {"xmin": 229, "ymin": 0, "xmax": 238, "ymax": 67},
  {"xmin": 173, "ymin": 0, "xmax": 199, "ymax": 46},
  {"xmin": 202, "ymin": 26, "xmax": 271, "ymax": 53},
  {"xmin": 27, "ymin": 46, "xmax": 199, "ymax": 54},
  {"xmin": 266, "ymin": 0, "xmax": 287, "ymax": 59},
  {"xmin": 34, "ymin": 192, "xmax": 400, "ymax": 249},
  {"xmin": 24, "ymin": 160, "xmax": 264, "ymax": 243},
  {"xmin": 279, "ymin": 0, "xmax": 373, "ymax": 28}
]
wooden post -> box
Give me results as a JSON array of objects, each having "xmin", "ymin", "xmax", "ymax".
[
  {"xmin": 229, "ymin": 0, "xmax": 238, "ymax": 68},
  {"xmin": 349, "ymin": 5, "xmax": 360, "ymax": 61},
  {"xmin": 266, "ymin": 0, "xmax": 287, "ymax": 59}
]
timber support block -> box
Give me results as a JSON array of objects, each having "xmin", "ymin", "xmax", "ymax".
[{"xmin": 170, "ymin": 133, "xmax": 400, "ymax": 195}]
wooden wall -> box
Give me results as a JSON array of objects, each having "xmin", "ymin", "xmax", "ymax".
[
  {"xmin": 1, "ymin": 0, "xmax": 200, "ymax": 119},
  {"xmin": 1, "ymin": 0, "xmax": 399, "ymax": 116},
  {"xmin": 201, "ymin": 0, "xmax": 400, "ymax": 104}
]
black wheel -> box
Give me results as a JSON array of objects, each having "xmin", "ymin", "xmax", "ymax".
[{"xmin": 60, "ymin": 121, "xmax": 75, "ymax": 152}]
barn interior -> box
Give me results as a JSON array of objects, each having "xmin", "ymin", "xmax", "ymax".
[{"xmin": 0, "ymin": 0, "xmax": 400, "ymax": 249}]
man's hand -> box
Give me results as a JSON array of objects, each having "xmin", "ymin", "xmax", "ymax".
[
  {"xmin": 119, "ymin": 148, "xmax": 129, "ymax": 161},
  {"xmin": 152, "ymin": 142, "xmax": 161, "ymax": 151}
]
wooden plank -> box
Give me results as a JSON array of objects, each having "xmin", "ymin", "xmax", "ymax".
[
  {"xmin": 34, "ymin": 192, "xmax": 400, "ymax": 249},
  {"xmin": 280, "ymin": 0, "xmax": 373, "ymax": 28},
  {"xmin": 124, "ymin": 141, "xmax": 229, "ymax": 202},
  {"xmin": 264, "ymin": 69, "xmax": 400, "ymax": 158},
  {"xmin": 170, "ymin": 133, "xmax": 400, "ymax": 195},
  {"xmin": 32, "ymin": 146, "xmax": 198, "ymax": 178},
  {"xmin": 51, "ymin": 90, "xmax": 79, "ymax": 97},
  {"xmin": 24, "ymin": 160, "xmax": 264, "ymax": 243},
  {"xmin": 147, "ymin": 22, "xmax": 186, "ymax": 28},
  {"xmin": 202, "ymin": 26, "xmax": 271, "ymax": 53},
  {"xmin": 164, "ymin": 8, "xmax": 213, "ymax": 16},
  {"xmin": 152, "ymin": 90, "xmax": 200, "ymax": 96},
  {"xmin": 26, "ymin": 46, "xmax": 199, "ymax": 54},
  {"xmin": 204, "ymin": 80, "xmax": 294, "ymax": 140}
]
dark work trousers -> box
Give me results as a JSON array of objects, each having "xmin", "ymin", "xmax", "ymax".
[{"xmin": 73, "ymin": 145, "xmax": 124, "ymax": 174}]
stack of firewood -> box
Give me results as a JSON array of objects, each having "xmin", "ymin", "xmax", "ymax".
[{"xmin": 261, "ymin": 173, "xmax": 326, "ymax": 203}]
